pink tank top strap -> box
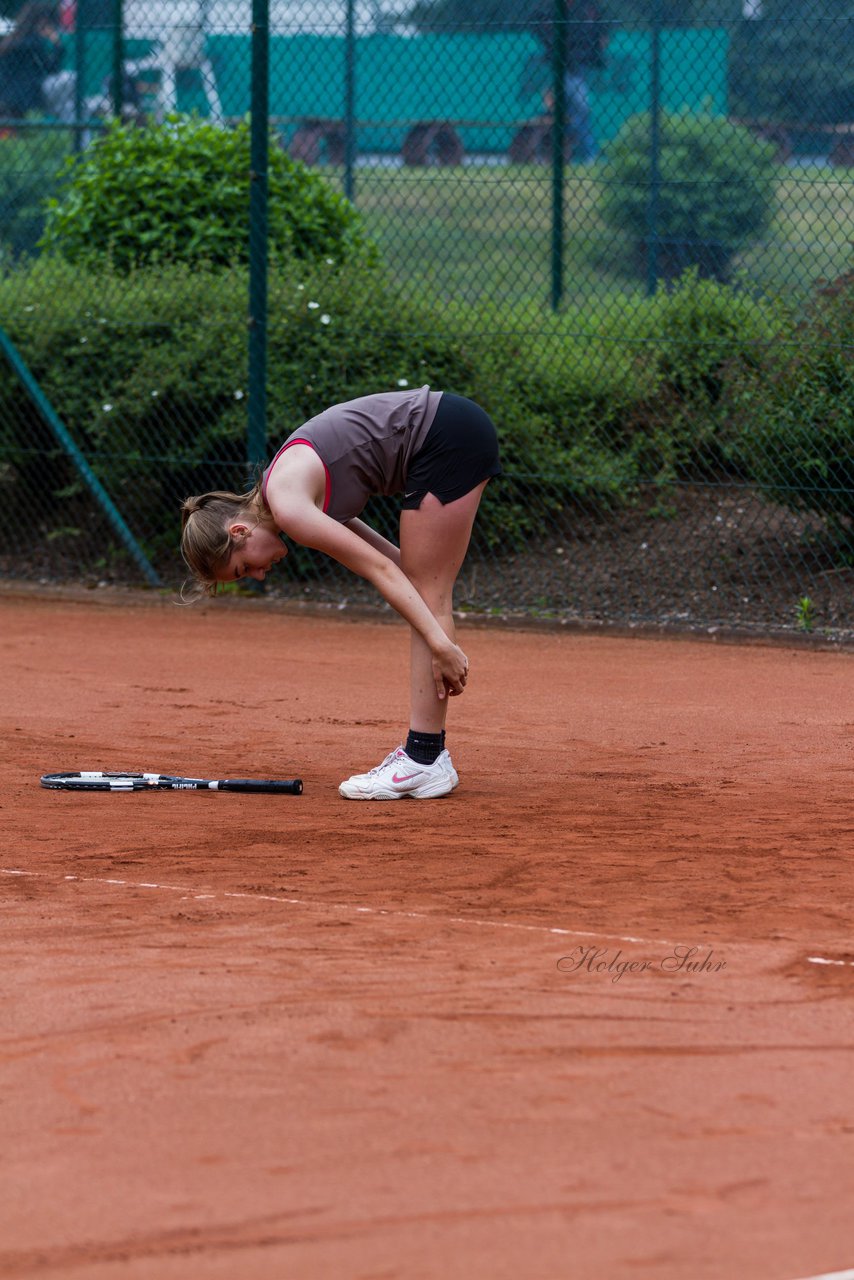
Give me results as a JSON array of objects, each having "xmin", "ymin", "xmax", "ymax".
[{"xmin": 261, "ymin": 438, "xmax": 331, "ymax": 512}]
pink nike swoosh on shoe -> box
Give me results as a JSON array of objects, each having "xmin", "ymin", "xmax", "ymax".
[{"xmin": 392, "ymin": 772, "xmax": 422, "ymax": 783}]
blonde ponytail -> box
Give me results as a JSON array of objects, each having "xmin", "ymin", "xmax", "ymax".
[{"xmin": 180, "ymin": 481, "xmax": 266, "ymax": 597}]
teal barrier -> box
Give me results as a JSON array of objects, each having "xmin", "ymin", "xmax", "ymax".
[{"xmin": 205, "ymin": 29, "xmax": 729, "ymax": 156}]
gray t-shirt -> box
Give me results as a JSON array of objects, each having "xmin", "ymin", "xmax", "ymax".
[{"xmin": 262, "ymin": 386, "xmax": 442, "ymax": 522}]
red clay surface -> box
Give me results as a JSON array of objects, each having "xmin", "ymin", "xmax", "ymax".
[{"xmin": 1, "ymin": 590, "xmax": 853, "ymax": 1280}]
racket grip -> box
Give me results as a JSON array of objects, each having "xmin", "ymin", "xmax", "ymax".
[{"xmin": 220, "ymin": 779, "xmax": 303, "ymax": 794}]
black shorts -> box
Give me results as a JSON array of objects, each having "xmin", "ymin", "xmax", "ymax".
[{"xmin": 401, "ymin": 393, "xmax": 502, "ymax": 510}]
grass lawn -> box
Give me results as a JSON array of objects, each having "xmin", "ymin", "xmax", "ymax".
[{"xmin": 334, "ymin": 161, "xmax": 854, "ymax": 314}]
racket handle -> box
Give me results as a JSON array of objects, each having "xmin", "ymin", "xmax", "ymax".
[{"xmin": 218, "ymin": 779, "xmax": 303, "ymax": 795}]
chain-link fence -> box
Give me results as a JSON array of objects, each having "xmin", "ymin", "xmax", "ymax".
[{"xmin": 0, "ymin": 0, "xmax": 851, "ymax": 636}]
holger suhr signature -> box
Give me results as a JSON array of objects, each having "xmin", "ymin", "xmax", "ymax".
[{"xmin": 557, "ymin": 944, "xmax": 727, "ymax": 983}]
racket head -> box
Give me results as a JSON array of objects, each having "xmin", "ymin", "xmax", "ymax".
[{"xmin": 40, "ymin": 772, "xmax": 159, "ymax": 790}]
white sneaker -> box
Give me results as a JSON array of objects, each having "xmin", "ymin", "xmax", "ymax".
[{"xmin": 339, "ymin": 746, "xmax": 459, "ymax": 801}]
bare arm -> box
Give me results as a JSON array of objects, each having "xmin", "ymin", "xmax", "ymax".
[
  {"xmin": 344, "ymin": 517, "xmax": 401, "ymax": 567},
  {"xmin": 292, "ymin": 507, "xmax": 466, "ymax": 696},
  {"xmin": 264, "ymin": 444, "xmax": 468, "ymax": 696}
]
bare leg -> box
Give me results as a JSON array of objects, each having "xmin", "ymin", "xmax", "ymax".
[{"xmin": 399, "ymin": 482, "xmax": 488, "ymax": 733}]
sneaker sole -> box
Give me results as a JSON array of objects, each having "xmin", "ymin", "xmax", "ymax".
[{"xmin": 339, "ymin": 772, "xmax": 458, "ymax": 801}]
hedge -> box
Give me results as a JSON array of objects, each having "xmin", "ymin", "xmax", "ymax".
[
  {"xmin": 723, "ymin": 270, "xmax": 854, "ymax": 544},
  {"xmin": 0, "ymin": 255, "xmax": 791, "ymax": 574}
]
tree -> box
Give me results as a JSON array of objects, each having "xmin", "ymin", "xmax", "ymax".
[
  {"xmin": 403, "ymin": 0, "xmax": 711, "ymax": 33},
  {"xmin": 404, "ymin": 0, "xmax": 538, "ymax": 33},
  {"xmin": 728, "ymin": 0, "xmax": 854, "ymax": 123}
]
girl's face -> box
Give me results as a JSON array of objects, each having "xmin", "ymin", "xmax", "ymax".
[{"xmin": 222, "ymin": 521, "xmax": 288, "ymax": 583}]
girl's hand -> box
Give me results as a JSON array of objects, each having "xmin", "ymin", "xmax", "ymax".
[{"xmin": 432, "ymin": 641, "xmax": 469, "ymax": 700}]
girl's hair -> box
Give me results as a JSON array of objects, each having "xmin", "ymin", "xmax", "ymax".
[{"xmin": 180, "ymin": 482, "xmax": 266, "ymax": 598}]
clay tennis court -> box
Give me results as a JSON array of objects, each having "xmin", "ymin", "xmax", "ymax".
[{"xmin": 1, "ymin": 587, "xmax": 853, "ymax": 1280}]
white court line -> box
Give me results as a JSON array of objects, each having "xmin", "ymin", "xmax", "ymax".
[
  {"xmin": 2, "ymin": 866, "xmax": 847, "ymax": 1278},
  {"xmin": 789, "ymin": 1270, "xmax": 854, "ymax": 1280},
  {"xmin": 1, "ymin": 866, "xmax": 683, "ymax": 948},
  {"xmin": 4, "ymin": 868, "xmax": 849, "ymax": 969}
]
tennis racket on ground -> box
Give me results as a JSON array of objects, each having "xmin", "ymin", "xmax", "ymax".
[{"xmin": 40, "ymin": 771, "xmax": 303, "ymax": 794}]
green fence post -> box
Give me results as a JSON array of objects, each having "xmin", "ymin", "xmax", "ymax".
[
  {"xmin": 551, "ymin": 0, "xmax": 566, "ymax": 311},
  {"xmin": 645, "ymin": 0, "xmax": 663, "ymax": 296},
  {"xmin": 248, "ymin": 0, "xmax": 270, "ymax": 482},
  {"xmin": 0, "ymin": 327, "xmax": 161, "ymax": 587},
  {"xmin": 344, "ymin": 0, "xmax": 356, "ymax": 203},
  {"xmin": 743, "ymin": 0, "xmax": 763, "ymax": 123},
  {"xmin": 73, "ymin": 0, "xmax": 89, "ymax": 152},
  {"xmin": 111, "ymin": 0, "xmax": 125, "ymax": 118}
]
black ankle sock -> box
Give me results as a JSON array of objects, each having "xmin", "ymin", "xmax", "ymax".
[{"xmin": 405, "ymin": 730, "xmax": 445, "ymax": 765}]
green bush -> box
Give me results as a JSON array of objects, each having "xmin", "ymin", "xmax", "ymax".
[
  {"xmin": 470, "ymin": 310, "xmax": 662, "ymax": 517},
  {"xmin": 643, "ymin": 271, "xmax": 784, "ymax": 398},
  {"xmin": 0, "ymin": 127, "xmax": 74, "ymax": 263},
  {"xmin": 617, "ymin": 269, "xmax": 787, "ymax": 479},
  {"xmin": 600, "ymin": 113, "xmax": 778, "ymax": 281},
  {"xmin": 39, "ymin": 116, "xmax": 374, "ymax": 271},
  {"xmin": 724, "ymin": 271, "xmax": 854, "ymax": 542},
  {"xmin": 492, "ymin": 276, "xmax": 785, "ymax": 491},
  {"xmin": 0, "ymin": 256, "xmax": 662, "ymax": 569},
  {"xmin": 0, "ymin": 254, "xmax": 810, "ymax": 579}
]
